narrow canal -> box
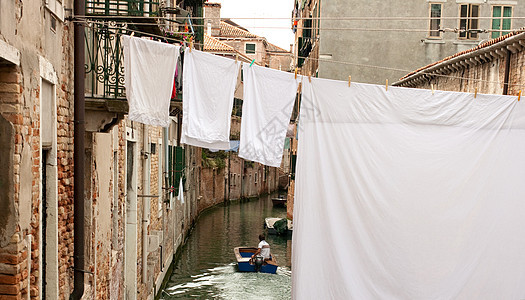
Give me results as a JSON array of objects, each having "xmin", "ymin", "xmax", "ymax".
[{"xmin": 161, "ymin": 193, "xmax": 292, "ymax": 299}]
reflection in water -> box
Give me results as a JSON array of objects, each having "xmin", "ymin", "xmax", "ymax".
[{"xmin": 161, "ymin": 194, "xmax": 291, "ymax": 299}]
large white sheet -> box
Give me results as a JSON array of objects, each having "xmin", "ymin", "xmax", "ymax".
[
  {"xmin": 122, "ymin": 36, "xmax": 179, "ymax": 127},
  {"xmin": 181, "ymin": 48, "xmax": 240, "ymax": 150},
  {"xmin": 239, "ymin": 63, "xmax": 298, "ymax": 167},
  {"xmin": 293, "ymin": 78, "xmax": 525, "ymax": 299}
]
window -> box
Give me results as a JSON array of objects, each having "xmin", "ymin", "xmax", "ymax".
[
  {"xmin": 45, "ymin": 0, "xmax": 64, "ymax": 21},
  {"xmin": 429, "ymin": 3, "xmax": 442, "ymax": 38},
  {"xmin": 245, "ymin": 43, "xmax": 256, "ymax": 54},
  {"xmin": 459, "ymin": 4, "xmax": 480, "ymax": 39},
  {"xmin": 255, "ymin": 172, "xmax": 258, "ymax": 184},
  {"xmin": 492, "ymin": 6, "xmax": 513, "ymax": 39}
]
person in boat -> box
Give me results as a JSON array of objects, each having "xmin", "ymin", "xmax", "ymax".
[{"xmin": 251, "ymin": 234, "xmax": 271, "ymax": 263}]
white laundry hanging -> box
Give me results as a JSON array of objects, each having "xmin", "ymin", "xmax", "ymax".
[
  {"xmin": 181, "ymin": 48, "xmax": 240, "ymax": 150},
  {"xmin": 122, "ymin": 35, "xmax": 179, "ymax": 127},
  {"xmin": 293, "ymin": 78, "xmax": 525, "ymax": 299},
  {"xmin": 238, "ymin": 63, "xmax": 299, "ymax": 167},
  {"xmin": 178, "ymin": 177, "xmax": 184, "ymax": 204}
]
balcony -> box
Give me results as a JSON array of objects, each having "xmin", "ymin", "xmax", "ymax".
[
  {"xmin": 82, "ymin": 0, "xmax": 203, "ymax": 132},
  {"xmin": 86, "ymin": 0, "xmax": 160, "ymax": 16}
]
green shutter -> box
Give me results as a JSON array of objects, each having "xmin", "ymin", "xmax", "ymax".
[
  {"xmin": 174, "ymin": 146, "xmax": 185, "ymax": 195},
  {"xmin": 492, "ymin": 6, "xmax": 502, "ymax": 38},
  {"xmin": 245, "ymin": 43, "xmax": 256, "ymax": 54},
  {"xmin": 502, "ymin": 6, "xmax": 512, "ymax": 35},
  {"xmin": 168, "ymin": 145, "xmax": 173, "ymax": 194}
]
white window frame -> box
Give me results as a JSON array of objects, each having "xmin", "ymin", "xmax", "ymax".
[
  {"xmin": 44, "ymin": 0, "xmax": 64, "ymax": 22},
  {"xmin": 428, "ymin": 3, "xmax": 443, "ymax": 38}
]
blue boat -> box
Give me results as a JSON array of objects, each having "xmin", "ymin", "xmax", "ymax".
[{"xmin": 234, "ymin": 247, "xmax": 278, "ymax": 274}]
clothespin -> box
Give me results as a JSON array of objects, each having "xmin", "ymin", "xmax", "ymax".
[
  {"xmin": 519, "ymin": 90, "xmax": 522, "ymax": 101},
  {"xmin": 385, "ymin": 79, "xmax": 388, "ymax": 91},
  {"xmin": 474, "ymin": 87, "xmax": 478, "ymax": 98},
  {"xmin": 348, "ymin": 75, "xmax": 351, "ymax": 87},
  {"xmin": 249, "ymin": 59, "xmax": 255, "ymax": 67},
  {"xmin": 189, "ymin": 38, "xmax": 193, "ymax": 52},
  {"xmin": 308, "ymin": 71, "xmax": 311, "ymax": 83},
  {"xmin": 431, "ymin": 84, "xmax": 435, "ymax": 95},
  {"xmin": 295, "ymin": 68, "xmax": 298, "ymax": 79},
  {"xmin": 130, "ymin": 32, "xmax": 135, "ymax": 37},
  {"xmin": 235, "ymin": 54, "xmax": 238, "ymax": 63}
]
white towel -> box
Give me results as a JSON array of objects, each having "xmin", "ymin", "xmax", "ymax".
[
  {"xmin": 122, "ymin": 36, "xmax": 179, "ymax": 127},
  {"xmin": 239, "ymin": 63, "xmax": 298, "ymax": 167},
  {"xmin": 181, "ymin": 48, "xmax": 240, "ymax": 150}
]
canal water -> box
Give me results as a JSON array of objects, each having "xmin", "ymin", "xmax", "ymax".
[{"xmin": 161, "ymin": 193, "xmax": 292, "ymax": 299}]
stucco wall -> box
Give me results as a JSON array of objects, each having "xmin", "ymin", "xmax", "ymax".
[{"xmin": 315, "ymin": 0, "xmax": 525, "ymax": 84}]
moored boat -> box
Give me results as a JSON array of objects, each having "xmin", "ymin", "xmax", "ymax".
[
  {"xmin": 265, "ymin": 217, "xmax": 292, "ymax": 235},
  {"xmin": 271, "ymin": 195, "xmax": 287, "ymax": 207},
  {"xmin": 234, "ymin": 247, "xmax": 278, "ymax": 274}
]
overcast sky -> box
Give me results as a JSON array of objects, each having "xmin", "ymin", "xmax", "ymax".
[{"xmin": 211, "ymin": 0, "xmax": 295, "ymax": 50}]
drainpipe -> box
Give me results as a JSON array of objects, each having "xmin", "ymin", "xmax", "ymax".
[
  {"xmin": 164, "ymin": 128, "xmax": 169, "ymax": 204},
  {"xmin": 26, "ymin": 235, "xmax": 31, "ymax": 300},
  {"xmin": 72, "ymin": 0, "xmax": 86, "ymax": 297},
  {"xmin": 142, "ymin": 125, "xmax": 150, "ymax": 284},
  {"xmin": 503, "ymin": 49, "xmax": 512, "ymax": 95}
]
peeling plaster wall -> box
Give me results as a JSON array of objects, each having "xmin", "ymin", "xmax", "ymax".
[{"xmin": 0, "ymin": 113, "xmax": 15, "ymax": 248}]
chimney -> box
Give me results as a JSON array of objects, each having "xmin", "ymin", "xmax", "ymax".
[{"xmin": 204, "ymin": 3, "xmax": 221, "ymax": 36}]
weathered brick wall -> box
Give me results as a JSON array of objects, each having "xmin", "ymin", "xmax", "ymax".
[
  {"xmin": 0, "ymin": 64, "xmax": 31, "ymax": 300},
  {"xmin": 57, "ymin": 23, "xmax": 75, "ymax": 300},
  {"xmin": 199, "ymin": 167, "xmax": 226, "ymax": 212},
  {"xmin": 404, "ymin": 50, "xmax": 522, "ymax": 98}
]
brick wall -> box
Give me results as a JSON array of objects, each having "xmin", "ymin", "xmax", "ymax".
[{"xmin": 399, "ymin": 45, "xmax": 523, "ymax": 97}]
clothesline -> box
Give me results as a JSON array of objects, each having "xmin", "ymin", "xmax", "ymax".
[
  {"xmin": 73, "ymin": 17, "xmax": 521, "ymax": 33},
  {"xmin": 75, "ymin": 15, "xmax": 525, "ymax": 21},
  {"xmin": 74, "ymin": 18, "xmax": 525, "ymax": 90}
]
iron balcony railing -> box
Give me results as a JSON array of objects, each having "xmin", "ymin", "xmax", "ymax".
[
  {"xmin": 86, "ymin": 0, "xmax": 161, "ymax": 16},
  {"xmin": 85, "ymin": 23, "xmax": 126, "ymax": 100}
]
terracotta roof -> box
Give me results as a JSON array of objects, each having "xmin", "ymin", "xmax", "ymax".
[
  {"xmin": 204, "ymin": 2, "xmax": 221, "ymax": 7},
  {"xmin": 219, "ymin": 21, "xmax": 260, "ymax": 38},
  {"xmin": 266, "ymin": 42, "xmax": 290, "ymax": 53},
  {"xmin": 203, "ymin": 35, "xmax": 254, "ymax": 63},
  {"xmin": 399, "ymin": 29, "xmax": 525, "ymax": 81},
  {"xmin": 204, "ymin": 34, "xmax": 236, "ymax": 52}
]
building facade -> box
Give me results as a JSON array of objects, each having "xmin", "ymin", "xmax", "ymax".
[
  {"xmin": 0, "ymin": 0, "xmax": 220, "ymax": 299},
  {"xmin": 294, "ymin": 0, "xmax": 525, "ymax": 84},
  {"xmin": 204, "ymin": 3, "xmax": 294, "ymax": 71},
  {"xmin": 0, "ymin": 0, "xmax": 75, "ymax": 298},
  {"xmin": 394, "ymin": 30, "xmax": 525, "ymax": 98}
]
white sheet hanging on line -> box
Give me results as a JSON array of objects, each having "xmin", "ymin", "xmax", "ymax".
[
  {"xmin": 293, "ymin": 78, "xmax": 525, "ymax": 300},
  {"xmin": 239, "ymin": 64, "xmax": 299, "ymax": 167},
  {"xmin": 181, "ymin": 48, "xmax": 240, "ymax": 150},
  {"xmin": 122, "ymin": 35, "xmax": 179, "ymax": 127}
]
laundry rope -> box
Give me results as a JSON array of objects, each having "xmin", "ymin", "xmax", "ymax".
[{"xmin": 71, "ymin": 18, "xmax": 525, "ymax": 90}]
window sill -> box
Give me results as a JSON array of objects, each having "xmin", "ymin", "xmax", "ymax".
[
  {"xmin": 424, "ymin": 39, "xmax": 446, "ymax": 44},
  {"xmin": 453, "ymin": 40, "xmax": 479, "ymax": 45}
]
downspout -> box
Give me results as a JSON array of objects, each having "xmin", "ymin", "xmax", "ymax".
[
  {"xmin": 503, "ymin": 49, "xmax": 512, "ymax": 95},
  {"xmin": 163, "ymin": 127, "xmax": 169, "ymax": 207},
  {"xmin": 72, "ymin": 0, "xmax": 86, "ymax": 297},
  {"xmin": 142, "ymin": 125, "xmax": 150, "ymax": 285}
]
